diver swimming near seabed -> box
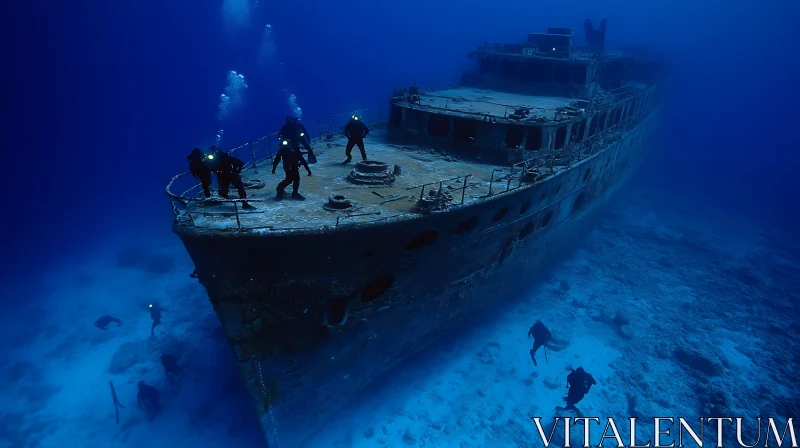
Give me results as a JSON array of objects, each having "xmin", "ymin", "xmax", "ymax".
[
  {"xmin": 556, "ymin": 367, "xmax": 596, "ymax": 417},
  {"xmin": 161, "ymin": 354, "xmax": 184, "ymax": 384},
  {"xmin": 137, "ymin": 381, "xmax": 161, "ymax": 422},
  {"xmin": 149, "ymin": 304, "xmax": 165, "ymax": 337},
  {"xmin": 94, "ymin": 315, "xmax": 122, "ymax": 330},
  {"xmin": 527, "ymin": 320, "xmax": 551, "ymax": 366}
]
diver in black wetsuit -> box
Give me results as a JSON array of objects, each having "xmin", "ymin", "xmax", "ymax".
[
  {"xmin": 160, "ymin": 354, "xmax": 183, "ymax": 384},
  {"xmin": 272, "ymin": 140, "xmax": 312, "ymax": 200},
  {"xmin": 204, "ymin": 146, "xmax": 255, "ymax": 209},
  {"xmin": 343, "ymin": 115, "xmax": 370, "ymax": 163},
  {"xmin": 149, "ymin": 304, "xmax": 165, "ymax": 337},
  {"xmin": 187, "ymin": 148, "xmax": 213, "ymax": 199},
  {"xmin": 556, "ymin": 367, "xmax": 596, "ymax": 416},
  {"xmin": 527, "ymin": 320, "xmax": 551, "ymax": 366},
  {"xmin": 278, "ymin": 116, "xmax": 316, "ymax": 164},
  {"xmin": 137, "ymin": 381, "xmax": 161, "ymax": 422}
]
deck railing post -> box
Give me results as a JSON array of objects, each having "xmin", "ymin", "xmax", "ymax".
[
  {"xmin": 461, "ymin": 175, "xmax": 469, "ymax": 205},
  {"xmin": 488, "ymin": 170, "xmax": 498, "ymax": 196},
  {"xmin": 186, "ymin": 203, "xmax": 196, "ymax": 227},
  {"xmin": 249, "ymin": 142, "xmax": 257, "ymax": 172},
  {"xmin": 233, "ymin": 202, "xmax": 241, "ymax": 229},
  {"xmin": 419, "ymin": 185, "xmax": 426, "ymax": 200}
]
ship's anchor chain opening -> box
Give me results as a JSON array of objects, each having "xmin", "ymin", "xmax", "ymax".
[
  {"xmin": 255, "ymin": 360, "xmax": 281, "ymax": 448},
  {"xmin": 347, "ymin": 161, "xmax": 397, "ymax": 186}
]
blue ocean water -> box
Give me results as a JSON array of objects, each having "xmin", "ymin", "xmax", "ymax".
[{"xmin": 2, "ymin": 0, "xmax": 799, "ymax": 447}]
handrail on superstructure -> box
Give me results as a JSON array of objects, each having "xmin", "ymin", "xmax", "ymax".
[
  {"xmin": 168, "ymin": 84, "xmax": 660, "ymax": 231},
  {"xmin": 408, "ymin": 92, "xmax": 557, "ymax": 117}
]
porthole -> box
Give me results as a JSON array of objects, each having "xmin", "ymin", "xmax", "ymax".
[
  {"xmin": 406, "ymin": 230, "xmax": 438, "ymax": 251},
  {"xmin": 492, "ymin": 207, "xmax": 509, "ymax": 223}
]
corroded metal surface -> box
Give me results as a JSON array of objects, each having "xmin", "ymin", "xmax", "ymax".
[
  {"xmin": 173, "ymin": 108, "xmax": 657, "ymax": 445},
  {"xmin": 168, "ymin": 30, "xmax": 665, "ymax": 444},
  {"xmin": 177, "ymin": 127, "xmax": 506, "ymax": 231},
  {"xmin": 398, "ymin": 87, "xmax": 579, "ymax": 121}
]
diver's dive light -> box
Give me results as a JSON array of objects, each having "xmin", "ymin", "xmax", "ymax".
[
  {"xmin": 282, "ymin": 140, "xmax": 288, "ymax": 146},
  {"xmin": 206, "ymin": 154, "xmax": 215, "ymax": 160},
  {"xmin": 300, "ymin": 132, "xmax": 305, "ymax": 137}
]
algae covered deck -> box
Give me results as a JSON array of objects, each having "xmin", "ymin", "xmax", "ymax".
[
  {"xmin": 182, "ymin": 128, "xmax": 511, "ymax": 231},
  {"xmin": 396, "ymin": 87, "xmax": 582, "ymax": 121}
]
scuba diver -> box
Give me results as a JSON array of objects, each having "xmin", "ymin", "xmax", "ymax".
[
  {"xmin": 272, "ymin": 139, "xmax": 312, "ymax": 201},
  {"xmin": 527, "ymin": 320, "xmax": 551, "ymax": 366},
  {"xmin": 93, "ymin": 314, "xmax": 122, "ymax": 330},
  {"xmin": 187, "ymin": 148, "xmax": 213, "ymax": 199},
  {"xmin": 203, "ymin": 146, "xmax": 255, "ymax": 210},
  {"xmin": 556, "ymin": 367, "xmax": 596, "ymax": 417},
  {"xmin": 160, "ymin": 354, "xmax": 183, "ymax": 384},
  {"xmin": 343, "ymin": 115, "xmax": 370, "ymax": 163},
  {"xmin": 137, "ymin": 381, "xmax": 161, "ymax": 422},
  {"xmin": 278, "ymin": 116, "xmax": 317, "ymax": 164},
  {"xmin": 149, "ymin": 304, "xmax": 165, "ymax": 337}
]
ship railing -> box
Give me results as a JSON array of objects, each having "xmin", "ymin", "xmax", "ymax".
[
  {"xmin": 398, "ymin": 95, "xmax": 557, "ymax": 123},
  {"xmin": 484, "ymin": 92, "xmax": 653, "ymax": 198},
  {"xmin": 166, "ymin": 106, "xmax": 387, "ymax": 230},
  {"xmin": 405, "ymin": 175, "xmax": 473, "ymax": 205},
  {"xmin": 169, "ymin": 87, "xmax": 657, "ymax": 230}
]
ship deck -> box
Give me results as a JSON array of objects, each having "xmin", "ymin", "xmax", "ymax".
[
  {"xmin": 182, "ymin": 127, "xmax": 547, "ymax": 232},
  {"xmin": 396, "ymin": 87, "xmax": 581, "ymax": 121}
]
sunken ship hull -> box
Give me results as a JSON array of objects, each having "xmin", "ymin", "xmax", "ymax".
[
  {"xmin": 175, "ymin": 117, "xmax": 656, "ymax": 447},
  {"xmin": 170, "ymin": 23, "xmax": 665, "ymax": 447}
]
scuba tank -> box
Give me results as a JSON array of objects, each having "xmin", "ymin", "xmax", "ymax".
[
  {"xmin": 306, "ymin": 149, "xmax": 318, "ymax": 165},
  {"xmin": 298, "ymin": 131, "xmax": 317, "ymax": 164}
]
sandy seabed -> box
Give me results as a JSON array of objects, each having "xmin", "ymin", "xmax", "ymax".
[{"xmin": 2, "ymin": 187, "xmax": 798, "ymax": 448}]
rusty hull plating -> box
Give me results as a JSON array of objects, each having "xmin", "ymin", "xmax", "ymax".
[{"xmin": 169, "ymin": 23, "xmax": 666, "ymax": 447}]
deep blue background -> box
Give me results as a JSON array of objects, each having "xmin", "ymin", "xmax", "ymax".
[{"xmin": 3, "ymin": 0, "xmax": 799, "ymax": 287}]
